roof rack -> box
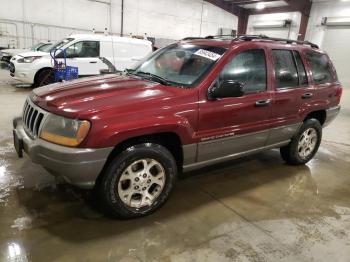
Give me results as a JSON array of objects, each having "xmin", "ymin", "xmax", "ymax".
[
  {"xmin": 235, "ymin": 35, "xmax": 319, "ymax": 49},
  {"xmin": 182, "ymin": 34, "xmax": 319, "ymax": 49}
]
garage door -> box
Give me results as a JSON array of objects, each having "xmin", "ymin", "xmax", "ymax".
[{"xmin": 322, "ymin": 27, "xmax": 350, "ymax": 87}]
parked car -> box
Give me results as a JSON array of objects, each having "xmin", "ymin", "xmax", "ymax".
[
  {"xmin": 0, "ymin": 42, "xmax": 53, "ymax": 64},
  {"xmin": 9, "ymin": 34, "xmax": 153, "ymax": 87},
  {"xmin": 13, "ymin": 35, "xmax": 342, "ymax": 218}
]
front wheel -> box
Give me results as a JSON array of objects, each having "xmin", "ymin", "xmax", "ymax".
[
  {"xmin": 280, "ymin": 119, "xmax": 322, "ymax": 165},
  {"xmin": 33, "ymin": 69, "xmax": 55, "ymax": 87},
  {"xmin": 98, "ymin": 143, "xmax": 177, "ymax": 218}
]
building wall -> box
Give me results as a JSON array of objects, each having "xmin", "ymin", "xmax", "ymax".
[
  {"xmin": 121, "ymin": 0, "xmax": 237, "ymax": 39},
  {"xmin": 246, "ymin": 12, "xmax": 301, "ymax": 40},
  {"xmin": 305, "ymin": 0, "xmax": 350, "ymax": 47},
  {"xmin": 0, "ymin": 0, "xmax": 238, "ymax": 48},
  {"xmin": 306, "ymin": 0, "xmax": 350, "ymax": 86}
]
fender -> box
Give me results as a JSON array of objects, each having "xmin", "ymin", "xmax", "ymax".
[{"xmin": 82, "ymin": 113, "xmax": 197, "ymax": 148}]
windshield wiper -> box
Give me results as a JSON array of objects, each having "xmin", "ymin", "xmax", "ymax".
[
  {"xmin": 134, "ymin": 71, "xmax": 170, "ymax": 85},
  {"xmin": 124, "ymin": 68, "xmax": 136, "ymax": 75}
]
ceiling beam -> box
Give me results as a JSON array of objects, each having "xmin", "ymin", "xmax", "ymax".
[
  {"xmin": 204, "ymin": 0, "xmax": 242, "ymax": 16},
  {"xmin": 284, "ymin": 0, "xmax": 312, "ymax": 16},
  {"xmin": 249, "ymin": 5, "xmax": 299, "ymax": 15},
  {"xmin": 224, "ymin": 0, "xmax": 280, "ymax": 5}
]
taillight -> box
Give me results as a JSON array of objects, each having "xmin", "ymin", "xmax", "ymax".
[{"xmin": 336, "ymin": 86, "xmax": 343, "ymax": 104}]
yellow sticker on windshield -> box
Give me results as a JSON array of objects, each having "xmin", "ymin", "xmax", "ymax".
[{"xmin": 194, "ymin": 49, "xmax": 221, "ymax": 61}]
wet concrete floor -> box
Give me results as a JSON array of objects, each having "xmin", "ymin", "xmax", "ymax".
[{"xmin": 0, "ymin": 67, "xmax": 349, "ymax": 261}]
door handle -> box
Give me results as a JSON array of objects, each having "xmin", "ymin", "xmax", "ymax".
[
  {"xmin": 89, "ymin": 61, "xmax": 97, "ymax": 64},
  {"xmin": 255, "ymin": 99, "xmax": 271, "ymax": 107},
  {"xmin": 302, "ymin": 93, "xmax": 313, "ymax": 99}
]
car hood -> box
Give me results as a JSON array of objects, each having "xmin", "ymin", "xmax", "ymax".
[
  {"xmin": 31, "ymin": 74, "xmax": 186, "ymax": 119},
  {"xmin": 16, "ymin": 51, "xmax": 49, "ymax": 57},
  {"xmin": 1, "ymin": 48, "xmax": 29, "ymax": 56}
]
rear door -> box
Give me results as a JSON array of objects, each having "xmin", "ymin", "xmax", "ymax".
[
  {"xmin": 197, "ymin": 48, "xmax": 273, "ymax": 162},
  {"xmin": 267, "ymin": 49, "xmax": 312, "ymax": 145}
]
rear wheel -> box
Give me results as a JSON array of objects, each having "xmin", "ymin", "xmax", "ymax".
[
  {"xmin": 280, "ymin": 119, "xmax": 322, "ymax": 165},
  {"xmin": 99, "ymin": 143, "xmax": 177, "ymax": 218},
  {"xmin": 34, "ymin": 69, "xmax": 54, "ymax": 87}
]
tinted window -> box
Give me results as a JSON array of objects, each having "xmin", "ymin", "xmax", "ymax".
[
  {"xmin": 293, "ymin": 51, "xmax": 308, "ymax": 86},
  {"xmin": 272, "ymin": 50, "xmax": 299, "ymax": 89},
  {"xmin": 65, "ymin": 41, "xmax": 100, "ymax": 58},
  {"xmin": 306, "ymin": 52, "xmax": 335, "ymax": 84},
  {"xmin": 219, "ymin": 49, "xmax": 267, "ymax": 93}
]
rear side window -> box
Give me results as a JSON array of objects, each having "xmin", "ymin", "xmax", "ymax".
[
  {"xmin": 306, "ymin": 52, "xmax": 335, "ymax": 84},
  {"xmin": 220, "ymin": 49, "xmax": 267, "ymax": 93},
  {"xmin": 293, "ymin": 51, "xmax": 308, "ymax": 86},
  {"xmin": 272, "ymin": 50, "xmax": 299, "ymax": 89}
]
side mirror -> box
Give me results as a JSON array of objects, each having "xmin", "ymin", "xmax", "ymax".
[{"xmin": 208, "ymin": 80, "xmax": 244, "ymax": 100}]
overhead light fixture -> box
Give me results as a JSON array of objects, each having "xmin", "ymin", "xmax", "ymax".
[{"xmin": 256, "ymin": 2, "xmax": 266, "ymax": 10}]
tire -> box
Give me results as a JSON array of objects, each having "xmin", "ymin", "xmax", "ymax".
[
  {"xmin": 280, "ymin": 119, "xmax": 322, "ymax": 165},
  {"xmin": 33, "ymin": 69, "xmax": 54, "ymax": 87},
  {"xmin": 98, "ymin": 143, "xmax": 177, "ymax": 219}
]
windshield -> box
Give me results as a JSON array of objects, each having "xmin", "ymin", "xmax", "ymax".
[
  {"xmin": 50, "ymin": 38, "xmax": 75, "ymax": 50},
  {"xmin": 132, "ymin": 43, "xmax": 227, "ymax": 87},
  {"xmin": 30, "ymin": 42, "xmax": 44, "ymax": 51},
  {"xmin": 37, "ymin": 43, "xmax": 53, "ymax": 52}
]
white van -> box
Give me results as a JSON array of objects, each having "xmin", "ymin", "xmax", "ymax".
[{"xmin": 9, "ymin": 34, "xmax": 153, "ymax": 86}]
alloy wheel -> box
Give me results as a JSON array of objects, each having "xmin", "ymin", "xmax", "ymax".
[
  {"xmin": 298, "ymin": 128, "xmax": 318, "ymax": 160},
  {"xmin": 117, "ymin": 158, "xmax": 166, "ymax": 208}
]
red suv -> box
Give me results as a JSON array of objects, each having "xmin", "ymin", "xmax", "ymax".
[{"xmin": 13, "ymin": 35, "xmax": 342, "ymax": 218}]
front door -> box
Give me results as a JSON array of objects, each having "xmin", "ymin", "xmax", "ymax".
[
  {"xmin": 64, "ymin": 40, "xmax": 106, "ymax": 76},
  {"xmin": 197, "ymin": 48, "xmax": 273, "ymax": 162}
]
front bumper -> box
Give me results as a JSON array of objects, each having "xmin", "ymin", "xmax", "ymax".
[
  {"xmin": 13, "ymin": 117, "xmax": 113, "ymax": 188},
  {"xmin": 9, "ymin": 61, "xmax": 36, "ymax": 84}
]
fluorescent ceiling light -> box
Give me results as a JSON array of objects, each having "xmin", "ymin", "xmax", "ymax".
[{"xmin": 256, "ymin": 2, "xmax": 266, "ymax": 10}]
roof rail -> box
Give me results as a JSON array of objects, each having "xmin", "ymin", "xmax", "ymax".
[
  {"xmin": 205, "ymin": 35, "xmax": 236, "ymax": 39},
  {"xmin": 182, "ymin": 35, "xmax": 235, "ymax": 40},
  {"xmin": 182, "ymin": 37, "xmax": 205, "ymax": 40},
  {"xmin": 235, "ymin": 34, "xmax": 319, "ymax": 49},
  {"xmin": 181, "ymin": 34, "xmax": 319, "ymax": 49}
]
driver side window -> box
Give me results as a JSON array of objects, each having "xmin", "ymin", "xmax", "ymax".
[
  {"xmin": 219, "ymin": 49, "xmax": 267, "ymax": 94},
  {"xmin": 65, "ymin": 41, "xmax": 100, "ymax": 58}
]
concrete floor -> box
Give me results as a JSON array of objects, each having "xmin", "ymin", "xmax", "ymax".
[{"xmin": 0, "ymin": 66, "xmax": 349, "ymax": 262}]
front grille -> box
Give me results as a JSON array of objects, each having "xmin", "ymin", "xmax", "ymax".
[{"xmin": 22, "ymin": 99, "xmax": 47, "ymax": 138}]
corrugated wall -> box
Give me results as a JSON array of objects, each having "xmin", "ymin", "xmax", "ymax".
[{"xmin": 0, "ymin": 0, "xmax": 238, "ymax": 49}]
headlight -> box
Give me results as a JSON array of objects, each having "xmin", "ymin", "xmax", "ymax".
[
  {"xmin": 17, "ymin": 56, "xmax": 42, "ymax": 63},
  {"xmin": 40, "ymin": 114, "xmax": 90, "ymax": 147}
]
